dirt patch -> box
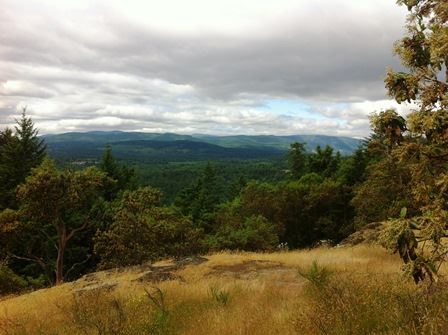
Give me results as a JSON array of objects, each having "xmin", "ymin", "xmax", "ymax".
[
  {"xmin": 74, "ymin": 257, "xmax": 208, "ymax": 289},
  {"xmin": 133, "ymin": 269, "xmax": 183, "ymax": 283},
  {"xmin": 131, "ymin": 256, "xmax": 207, "ymax": 283},
  {"xmin": 207, "ymin": 260, "xmax": 305, "ymax": 288},
  {"xmin": 208, "ymin": 260, "xmax": 296, "ymax": 280},
  {"xmin": 175, "ymin": 256, "xmax": 208, "ymax": 267}
]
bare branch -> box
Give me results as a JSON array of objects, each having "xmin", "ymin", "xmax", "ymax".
[
  {"xmin": 66, "ymin": 219, "xmax": 90, "ymax": 242},
  {"xmin": 64, "ymin": 254, "xmax": 92, "ymax": 280}
]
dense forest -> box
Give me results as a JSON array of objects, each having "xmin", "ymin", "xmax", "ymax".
[{"xmin": 1, "ymin": 0, "xmax": 447, "ymax": 295}]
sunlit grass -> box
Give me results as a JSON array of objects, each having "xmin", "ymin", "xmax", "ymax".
[{"xmin": 1, "ymin": 245, "xmax": 446, "ymax": 335}]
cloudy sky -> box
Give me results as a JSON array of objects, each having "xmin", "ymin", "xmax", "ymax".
[{"xmin": 0, "ymin": 0, "xmax": 412, "ymax": 137}]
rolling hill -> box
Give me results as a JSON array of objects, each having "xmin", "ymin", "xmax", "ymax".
[{"xmin": 43, "ymin": 131, "xmax": 362, "ymax": 162}]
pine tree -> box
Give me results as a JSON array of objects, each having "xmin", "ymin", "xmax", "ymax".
[
  {"xmin": 99, "ymin": 145, "xmax": 136, "ymax": 200},
  {"xmin": 308, "ymin": 145, "xmax": 341, "ymax": 178},
  {"xmin": 287, "ymin": 142, "xmax": 307, "ymax": 179},
  {"xmin": 14, "ymin": 109, "xmax": 46, "ymax": 181},
  {"xmin": 0, "ymin": 108, "xmax": 46, "ymax": 209},
  {"xmin": 175, "ymin": 163, "xmax": 223, "ymax": 231}
]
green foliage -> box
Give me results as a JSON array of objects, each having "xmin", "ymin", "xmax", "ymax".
[
  {"xmin": 0, "ymin": 109, "xmax": 46, "ymax": 210},
  {"xmin": 0, "ymin": 209, "xmax": 21, "ymax": 259},
  {"xmin": 351, "ymin": 151, "xmax": 413, "ymax": 227},
  {"xmin": 175, "ymin": 163, "xmax": 224, "ymax": 231},
  {"xmin": 288, "ymin": 142, "xmax": 307, "ymax": 179},
  {"xmin": 288, "ymin": 142, "xmax": 346, "ymax": 181},
  {"xmin": 307, "ymin": 145, "xmax": 341, "ymax": 178},
  {"xmin": 209, "ymin": 286, "xmax": 231, "ymax": 306},
  {"xmin": 143, "ymin": 287, "xmax": 170, "ymax": 334},
  {"xmin": 208, "ymin": 209, "xmax": 278, "ymax": 251},
  {"xmin": 0, "ymin": 113, "xmax": 369, "ymax": 289},
  {"xmin": 298, "ymin": 261, "xmax": 332, "ymax": 288},
  {"xmin": 0, "ymin": 264, "xmax": 27, "ymax": 295},
  {"xmin": 137, "ymin": 159, "xmax": 284, "ymax": 204},
  {"xmin": 11, "ymin": 159, "xmax": 106, "ymax": 284},
  {"xmin": 44, "ymin": 131, "xmax": 361, "ymax": 158},
  {"xmin": 235, "ymin": 177, "xmax": 354, "ymax": 248},
  {"xmin": 99, "ymin": 145, "xmax": 137, "ymax": 201},
  {"xmin": 386, "ymin": 1, "xmax": 448, "ymax": 109},
  {"xmin": 379, "ymin": 208, "xmax": 444, "ymax": 283},
  {"xmin": 94, "ymin": 187, "xmax": 204, "ymax": 269},
  {"xmin": 335, "ymin": 146, "xmax": 368, "ymax": 186}
]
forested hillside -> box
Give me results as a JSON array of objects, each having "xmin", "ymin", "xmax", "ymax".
[{"xmin": 43, "ymin": 131, "xmax": 361, "ymax": 155}]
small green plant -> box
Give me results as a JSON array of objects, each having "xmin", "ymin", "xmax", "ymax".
[
  {"xmin": 298, "ymin": 260, "xmax": 332, "ymax": 288},
  {"xmin": 144, "ymin": 287, "xmax": 170, "ymax": 334},
  {"xmin": 209, "ymin": 286, "xmax": 231, "ymax": 306}
]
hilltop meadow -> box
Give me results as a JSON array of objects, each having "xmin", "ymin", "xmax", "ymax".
[{"xmin": 1, "ymin": 246, "xmax": 447, "ymax": 335}]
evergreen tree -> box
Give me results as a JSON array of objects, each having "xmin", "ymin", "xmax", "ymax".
[
  {"xmin": 0, "ymin": 128, "xmax": 18, "ymax": 209},
  {"xmin": 308, "ymin": 145, "xmax": 341, "ymax": 178},
  {"xmin": 0, "ymin": 109, "xmax": 46, "ymax": 209},
  {"xmin": 336, "ymin": 146, "xmax": 368, "ymax": 186},
  {"xmin": 228, "ymin": 175, "xmax": 247, "ymax": 199},
  {"xmin": 287, "ymin": 142, "xmax": 307, "ymax": 179},
  {"xmin": 175, "ymin": 163, "xmax": 223, "ymax": 231},
  {"xmin": 99, "ymin": 145, "xmax": 136, "ymax": 201},
  {"xmin": 14, "ymin": 109, "xmax": 46, "ymax": 179}
]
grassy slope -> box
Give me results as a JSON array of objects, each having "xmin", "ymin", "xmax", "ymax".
[{"xmin": 1, "ymin": 246, "xmax": 447, "ymax": 335}]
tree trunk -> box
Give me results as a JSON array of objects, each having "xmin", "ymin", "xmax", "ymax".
[{"xmin": 55, "ymin": 235, "xmax": 67, "ymax": 285}]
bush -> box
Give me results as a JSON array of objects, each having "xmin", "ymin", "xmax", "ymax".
[
  {"xmin": 94, "ymin": 187, "xmax": 204, "ymax": 269},
  {"xmin": 0, "ymin": 264, "xmax": 27, "ymax": 295},
  {"xmin": 208, "ymin": 215, "xmax": 278, "ymax": 251}
]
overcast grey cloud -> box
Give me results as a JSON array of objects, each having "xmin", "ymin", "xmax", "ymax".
[{"xmin": 0, "ymin": 0, "xmax": 411, "ymax": 137}]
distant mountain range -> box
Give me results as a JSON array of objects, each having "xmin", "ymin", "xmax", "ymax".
[{"xmin": 42, "ymin": 131, "xmax": 362, "ymax": 162}]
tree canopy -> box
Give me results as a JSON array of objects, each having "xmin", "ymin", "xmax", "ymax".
[{"xmin": 374, "ymin": 0, "xmax": 448, "ymax": 283}]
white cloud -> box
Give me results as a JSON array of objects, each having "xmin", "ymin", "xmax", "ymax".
[{"xmin": 0, "ymin": 0, "xmax": 410, "ymax": 137}]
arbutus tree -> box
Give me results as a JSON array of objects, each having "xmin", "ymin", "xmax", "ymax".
[{"xmin": 378, "ymin": 0, "xmax": 448, "ymax": 283}]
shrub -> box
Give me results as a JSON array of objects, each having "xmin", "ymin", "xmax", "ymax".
[
  {"xmin": 208, "ymin": 215, "xmax": 278, "ymax": 251},
  {"xmin": 0, "ymin": 264, "xmax": 27, "ymax": 295},
  {"xmin": 94, "ymin": 187, "xmax": 204, "ymax": 269}
]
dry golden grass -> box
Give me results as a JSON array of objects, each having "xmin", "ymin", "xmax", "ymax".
[{"xmin": 0, "ymin": 245, "xmax": 446, "ymax": 335}]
